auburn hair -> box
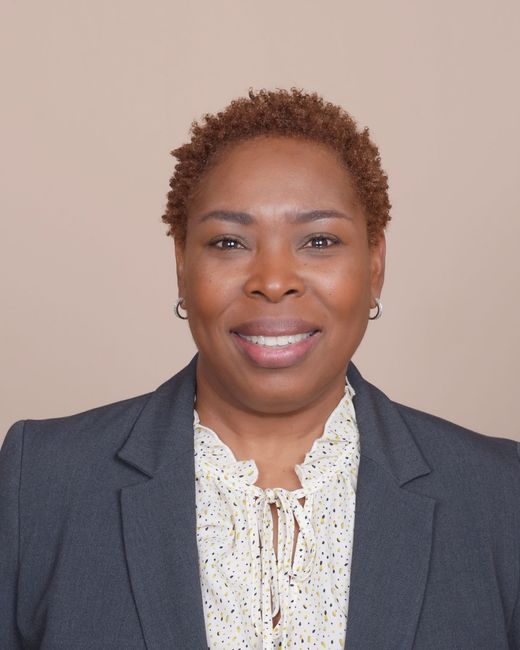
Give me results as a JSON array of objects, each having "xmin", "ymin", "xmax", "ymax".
[{"xmin": 162, "ymin": 88, "xmax": 391, "ymax": 247}]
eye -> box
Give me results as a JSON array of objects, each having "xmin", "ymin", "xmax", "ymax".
[
  {"xmin": 210, "ymin": 237, "xmax": 245, "ymax": 250},
  {"xmin": 303, "ymin": 234, "xmax": 340, "ymax": 249}
]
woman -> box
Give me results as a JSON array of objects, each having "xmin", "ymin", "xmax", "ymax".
[{"xmin": 1, "ymin": 89, "xmax": 519, "ymax": 650}]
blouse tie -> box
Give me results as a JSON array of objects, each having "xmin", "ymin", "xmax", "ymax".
[{"xmin": 249, "ymin": 486, "xmax": 317, "ymax": 645}]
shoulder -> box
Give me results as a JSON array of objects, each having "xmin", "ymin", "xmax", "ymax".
[
  {"xmin": 393, "ymin": 399, "xmax": 520, "ymax": 494},
  {"xmin": 6, "ymin": 390, "xmax": 152, "ymax": 445},
  {"xmin": 1, "ymin": 357, "xmax": 199, "ymax": 485},
  {"xmin": 352, "ymin": 363, "xmax": 520, "ymax": 494},
  {"xmin": 0, "ymin": 389, "xmax": 164, "ymax": 539},
  {"xmin": 1, "ymin": 390, "xmax": 155, "ymax": 472},
  {"xmin": 352, "ymin": 364, "xmax": 519, "ymax": 474},
  {"xmin": 395, "ymin": 399, "xmax": 519, "ymax": 459},
  {"xmin": 351, "ymin": 362, "xmax": 520, "ymax": 493}
]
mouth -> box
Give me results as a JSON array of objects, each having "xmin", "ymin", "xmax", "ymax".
[
  {"xmin": 235, "ymin": 331, "xmax": 316, "ymax": 347},
  {"xmin": 230, "ymin": 319, "xmax": 322, "ymax": 368}
]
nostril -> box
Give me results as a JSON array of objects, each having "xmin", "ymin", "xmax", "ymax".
[
  {"xmin": 244, "ymin": 274, "xmax": 305, "ymax": 301},
  {"xmin": 249, "ymin": 287, "xmax": 302, "ymax": 300}
]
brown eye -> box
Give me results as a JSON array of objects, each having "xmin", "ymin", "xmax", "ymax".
[
  {"xmin": 304, "ymin": 235, "xmax": 339, "ymax": 249},
  {"xmin": 211, "ymin": 237, "xmax": 244, "ymax": 249}
]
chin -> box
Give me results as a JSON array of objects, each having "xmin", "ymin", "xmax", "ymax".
[
  {"xmin": 238, "ymin": 381, "xmax": 321, "ymax": 414},
  {"xmin": 221, "ymin": 359, "xmax": 348, "ymax": 414}
]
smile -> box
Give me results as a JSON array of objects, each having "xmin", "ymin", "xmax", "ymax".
[
  {"xmin": 236, "ymin": 332, "xmax": 314, "ymax": 347},
  {"xmin": 230, "ymin": 321, "xmax": 321, "ymax": 369}
]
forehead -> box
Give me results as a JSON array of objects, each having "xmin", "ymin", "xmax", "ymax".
[{"xmin": 188, "ymin": 136, "xmax": 359, "ymax": 216}]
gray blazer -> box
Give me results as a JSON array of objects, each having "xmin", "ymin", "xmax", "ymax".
[{"xmin": 1, "ymin": 356, "xmax": 519, "ymax": 649}]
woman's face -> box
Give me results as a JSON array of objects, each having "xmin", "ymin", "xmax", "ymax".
[{"xmin": 175, "ymin": 136, "xmax": 385, "ymax": 414}]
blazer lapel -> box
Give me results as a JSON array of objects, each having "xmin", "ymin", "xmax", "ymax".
[
  {"xmin": 117, "ymin": 356, "xmax": 208, "ymax": 650},
  {"xmin": 345, "ymin": 364, "xmax": 436, "ymax": 649}
]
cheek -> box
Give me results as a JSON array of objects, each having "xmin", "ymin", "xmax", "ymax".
[
  {"xmin": 316, "ymin": 257, "xmax": 371, "ymax": 315},
  {"xmin": 184, "ymin": 260, "xmax": 239, "ymax": 326},
  {"xmin": 184, "ymin": 258, "xmax": 215, "ymax": 304}
]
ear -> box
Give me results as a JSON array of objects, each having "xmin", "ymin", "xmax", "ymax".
[
  {"xmin": 369, "ymin": 233, "xmax": 386, "ymax": 307},
  {"xmin": 174, "ymin": 238, "xmax": 186, "ymax": 301}
]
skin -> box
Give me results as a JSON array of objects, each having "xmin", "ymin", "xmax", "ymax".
[{"xmin": 175, "ymin": 135, "xmax": 385, "ymax": 492}]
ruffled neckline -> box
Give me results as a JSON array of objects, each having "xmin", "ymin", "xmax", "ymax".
[{"xmin": 193, "ymin": 382, "xmax": 360, "ymax": 497}]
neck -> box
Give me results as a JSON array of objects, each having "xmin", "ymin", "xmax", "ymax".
[{"xmin": 194, "ymin": 363, "xmax": 347, "ymax": 475}]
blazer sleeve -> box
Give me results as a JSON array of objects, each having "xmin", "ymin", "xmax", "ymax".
[
  {"xmin": 0, "ymin": 420, "xmax": 25, "ymax": 650},
  {"xmin": 507, "ymin": 442, "xmax": 520, "ymax": 647}
]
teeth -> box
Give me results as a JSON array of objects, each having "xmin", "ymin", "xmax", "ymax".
[{"xmin": 238, "ymin": 332, "xmax": 314, "ymax": 347}]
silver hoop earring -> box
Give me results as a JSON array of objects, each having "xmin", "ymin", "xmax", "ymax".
[
  {"xmin": 369, "ymin": 297, "xmax": 383, "ymax": 320},
  {"xmin": 174, "ymin": 298, "xmax": 188, "ymax": 320}
]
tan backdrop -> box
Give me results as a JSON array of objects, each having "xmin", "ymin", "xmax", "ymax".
[{"xmin": 1, "ymin": 0, "xmax": 519, "ymax": 444}]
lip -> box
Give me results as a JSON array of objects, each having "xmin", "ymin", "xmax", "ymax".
[
  {"xmin": 231, "ymin": 318, "xmax": 321, "ymax": 337},
  {"xmin": 230, "ymin": 321, "xmax": 322, "ymax": 369}
]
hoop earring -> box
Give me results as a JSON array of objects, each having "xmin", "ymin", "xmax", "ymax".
[
  {"xmin": 369, "ymin": 297, "xmax": 383, "ymax": 321},
  {"xmin": 174, "ymin": 298, "xmax": 188, "ymax": 320}
]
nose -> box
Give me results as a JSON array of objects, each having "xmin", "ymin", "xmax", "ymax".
[{"xmin": 243, "ymin": 248, "xmax": 305, "ymax": 302}]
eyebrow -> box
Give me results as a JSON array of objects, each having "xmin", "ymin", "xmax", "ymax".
[{"xmin": 197, "ymin": 209, "xmax": 353, "ymax": 225}]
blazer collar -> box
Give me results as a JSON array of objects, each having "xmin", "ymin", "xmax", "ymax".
[
  {"xmin": 117, "ymin": 354, "xmax": 198, "ymax": 477},
  {"xmin": 347, "ymin": 363, "xmax": 432, "ymax": 486},
  {"xmin": 117, "ymin": 355, "xmax": 435, "ymax": 650}
]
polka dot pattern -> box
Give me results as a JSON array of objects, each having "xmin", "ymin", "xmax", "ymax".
[{"xmin": 193, "ymin": 383, "xmax": 360, "ymax": 649}]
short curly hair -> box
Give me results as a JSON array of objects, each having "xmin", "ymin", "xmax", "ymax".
[{"xmin": 162, "ymin": 88, "xmax": 391, "ymax": 247}]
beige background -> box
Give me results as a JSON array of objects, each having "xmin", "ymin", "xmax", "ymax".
[{"xmin": 1, "ymin": 0, "xmax": 519, "ymax": 444}]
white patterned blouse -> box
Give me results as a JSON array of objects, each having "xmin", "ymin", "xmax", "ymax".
[{"xmin": 193, "ymin": 382, "xmax": 360, "ymax": 650}]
